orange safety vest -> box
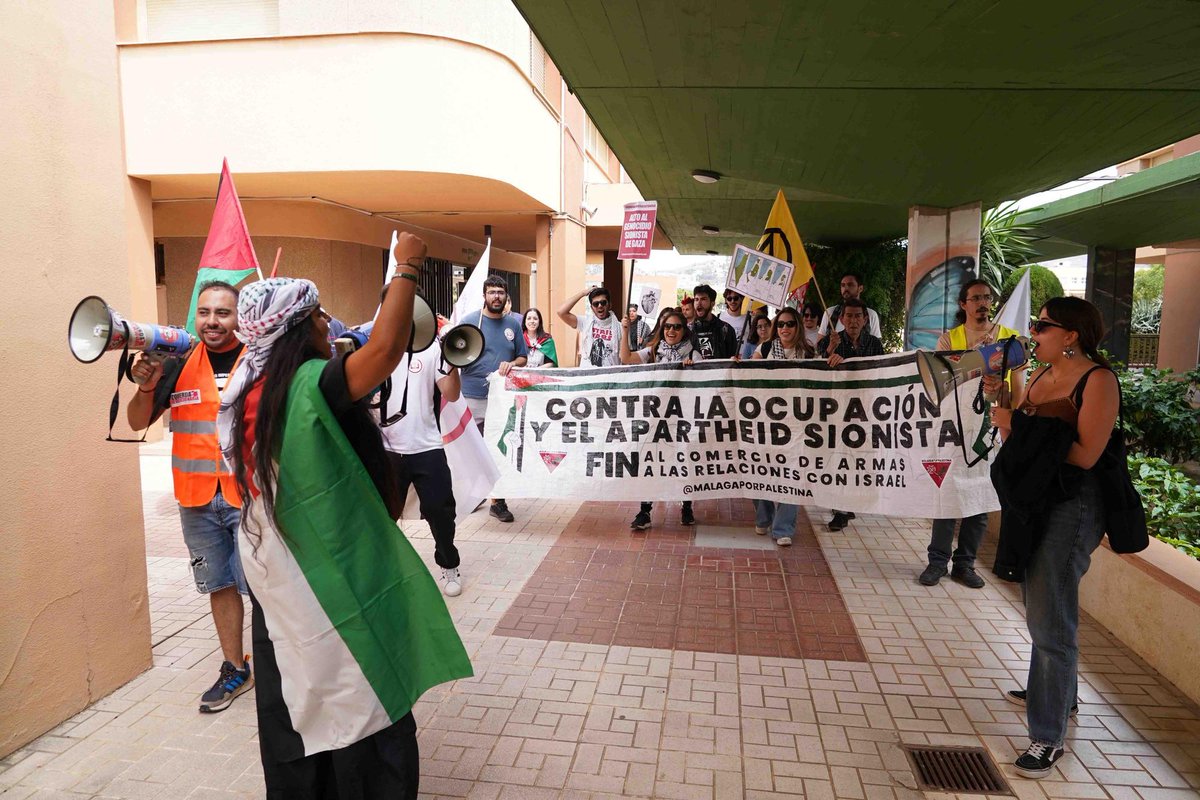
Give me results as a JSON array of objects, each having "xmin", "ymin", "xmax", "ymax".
[{"xmin": 169, "ymin": 346, "xmax": 244, "ymax": 508}]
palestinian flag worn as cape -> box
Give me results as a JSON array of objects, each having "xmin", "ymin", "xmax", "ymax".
[
  {"xmin": 242, "ymin": 359, "xmax": 472, "ymax": 757},
  {"xmin": 529, "ymin": 332, "xmax": 558, "ymax": 366}
]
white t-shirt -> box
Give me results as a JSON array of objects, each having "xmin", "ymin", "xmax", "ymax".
[
  {"xmin": 578, "ymin": 312, "xmax": 622, "ymax": 367},
  {"xmin": 817, "ymin": 305, "xmax": 882, "ymax": 338},
  {"xmin": 378, "ymin": 347, "xmax": 445, "ymax": 455},
  {"xmin": 719, "ymin": 310, "xmax": 753, "ymax": 347}
]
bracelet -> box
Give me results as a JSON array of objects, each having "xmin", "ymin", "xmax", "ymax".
[
  {"xmin": 404, "ymin": 257, "xmax": 424, "ymax": 268},
  {"xmin": 137, "ymin": 385, "xmax": 156, "ymax": 393},
  {"xmin": 392, "ymin": 271, "xmax": 419, "ymax": 283}
]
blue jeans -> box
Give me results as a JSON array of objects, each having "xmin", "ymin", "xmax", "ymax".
[
  {"xmin": 1022, "ymin": 473, "xmax": 1104, "ymax": 747},
  {"xmin": 753, "ymin": 500, "xmax": 799, "ymax": 540},
  {"xmin": 927, "ymin": 514, "xmax": 988, "ymax": 568},
  {"xmin": 179, "ymin": 488, "xmax": 246, "ymax": 595}
]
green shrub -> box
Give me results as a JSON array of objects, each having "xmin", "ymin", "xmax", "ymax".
[
  {"xmin": 1000, "ymin": 265, "xmax": 1064, "ymax": 317},
  {"xmin": 1118, "ymin": 367, "xmax": 1200, "ymax": 463},
  {"xmin": 1129, "ymin": 453, "xmax": 1200, "ymax": 559},
  {"xmin": 1131, "ymin": 297, "xmax": 1162, "ymax": 334},
  {"xmin": 1134, "ymin": 264, "xmax": 1164, "ymax": 303}
]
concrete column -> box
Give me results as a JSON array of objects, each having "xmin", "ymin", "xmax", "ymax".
[
  {"xmin": 1085, "ymin": 246, "xmax": 1135, "ymax": 365},
  {"xmin": 1159, "ymin": 243, "xmax": 1200, "ymax": 371},
  {"xmin": 126, "ymin": 177, "xmax": 165, "ymax": 442},
  {"xmin": 904, "ymin": 202, "xmax": 982, "ymax": 350},
  {"xmin": 534, "ymin": 215, "xmax": 587, "ymax": 367}
]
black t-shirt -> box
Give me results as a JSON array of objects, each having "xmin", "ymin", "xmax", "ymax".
[
  {"xmin": 690, "ymin": 316, "xmax": 739, "ymax": 360},
  {"xmin": 316, "ymin": 355, "xmax": 402, "ymax": 520},
  {"xmin": 149, "ymin": 343, "xmax": 244, "ymax": 424}
]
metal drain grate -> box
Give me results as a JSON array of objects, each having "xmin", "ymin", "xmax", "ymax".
[{"xmin": 902, "ymin": 745, "xmax": 1013, "ymax": 795}]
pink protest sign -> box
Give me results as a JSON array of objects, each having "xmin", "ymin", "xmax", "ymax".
[{"xmin": 618, "ymin": 201, "xmax": 658, "ymax": 260}]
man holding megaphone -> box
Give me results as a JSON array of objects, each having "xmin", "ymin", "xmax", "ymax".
[
  {"xmin": 126, "ymin": 280, "xmax": 253, "ymax": 713},
  {"xmin": 917, "ymin": 278, "xmax": 1025, "ymax": 590}
]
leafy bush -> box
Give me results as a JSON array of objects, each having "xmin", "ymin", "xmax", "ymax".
[
  {"xmin": 1117, "ymin": 367, "xmax": 1200, "ymax": 463},
  {"xmin": 1131, "ymin": 297, "xmax": 1162, "ymax": 334},
  {"xmin": 1000, "ymin": 265, "xmax": 1064, "ymax": 317},
  {"xmin": 1134, "ymin": 264, "xmax": 1164, "ymax": 303},
  {"xmin": 1129, "ymin": 453, "xmax": 1200, "ymax": 559}
]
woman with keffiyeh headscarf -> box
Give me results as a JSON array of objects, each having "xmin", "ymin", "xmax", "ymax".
[
  {"xmin": 617, "ymin": 307, "xmax": 701, "ymax": 531},
  {"xmin": 217, "ymin": 232, "xmax": 472, "ymax": 799}
]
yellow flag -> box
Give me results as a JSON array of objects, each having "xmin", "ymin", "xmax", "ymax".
[{"xmin": 755, "ymin": 189, "xmax": 815, "ymax": 306}]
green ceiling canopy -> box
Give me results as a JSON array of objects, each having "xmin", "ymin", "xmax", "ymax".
[{"xmin": 512, "ymin": 0, "xmax": 1200, "ymax": 252}]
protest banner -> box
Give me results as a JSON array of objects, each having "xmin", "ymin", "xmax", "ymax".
[
  {"xmin": 727, "ymin": 244, "xmax": 794, "ymax": 308},
  {"xmin": 617, "ymin": 201, "xmax": 658, "ymax": 260},
  {"xmin": 482, "ymin": 353, "xmax": 1000, "ymax": 519}
]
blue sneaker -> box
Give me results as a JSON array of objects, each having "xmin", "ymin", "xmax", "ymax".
[{"xmin": 199, "ymin": 658, "xmax": 252, "ymax": 713}]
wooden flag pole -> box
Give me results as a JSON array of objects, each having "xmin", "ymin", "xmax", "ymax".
[{"xmin": 269, "ymin": 247, "xmax": 283, "ymax": 279}]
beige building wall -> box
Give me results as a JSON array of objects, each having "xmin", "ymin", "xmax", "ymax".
[
  {"xmin": 160, "ymin": 237, "xmax": 387, "ymax": 328},
  {"xmin": 0, "ymin": 1, "xmax": 152, "ymax": 756}
]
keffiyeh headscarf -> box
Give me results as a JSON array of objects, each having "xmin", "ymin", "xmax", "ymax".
[
  {"xmin": 654, "ymin": 339, "xmax": 694, "ymax": 364},
  {"xmin": 217, "ymin": 278, "xmax": 320, "ymax": 463}
]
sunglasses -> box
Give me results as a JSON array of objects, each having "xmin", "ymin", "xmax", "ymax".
[
  {"xmin": 724, "ymin": 295, "xmax": 741, "ymax": 302},
  {"xmin": 775, "ymin": 320, "xmax": 797, "ymax": 329},
  {"xmin": 1029, "ymin": 319, "xmax": 1066, "ymax": 334},
  {"xmin": 591, "ymin": 299, "xmax": 609, "ymax": 307},
  {"xmin": 661, "ymin": 322, "xmax": 685, "ymax": 331},
  {"xmin": 801, "ymin": 312, "xmax": 816, "ymax": 318}
]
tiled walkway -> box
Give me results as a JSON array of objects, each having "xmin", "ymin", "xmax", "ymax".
[{"xmin": 3, "ymin": 442, "xmax": 1200, "ymax": 799}]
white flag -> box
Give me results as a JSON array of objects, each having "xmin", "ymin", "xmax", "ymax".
[
  {"xmin": 451, "ymin": 238, "xmax": 490, "ymax": 325},
  {"xmin": 445, "ymin": 238, "xmax": 499, "ymax": 518},
  {"xmin": 995, "ymin": 267, "xmax": 1032, "ymax": 332}
]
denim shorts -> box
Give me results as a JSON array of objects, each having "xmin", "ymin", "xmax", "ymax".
[{"xmin": 179, "ymin": 488, "xmax": 247, "ymax": 595}]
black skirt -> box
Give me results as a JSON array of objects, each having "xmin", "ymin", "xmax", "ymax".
[{"xmin": 249, "ymin": 592, "xmax": 420, "ymax": 800}]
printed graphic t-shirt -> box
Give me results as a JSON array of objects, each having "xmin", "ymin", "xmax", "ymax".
[{"xmin": 577, "ymin": 312, "xmax": 622, "ymax": 367}]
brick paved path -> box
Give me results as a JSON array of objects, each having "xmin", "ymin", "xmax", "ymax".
[{"xmin": 3, "ymin": 442, "xmax": 1200, "ymax": 799}]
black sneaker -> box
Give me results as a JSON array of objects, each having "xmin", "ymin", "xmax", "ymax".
[
  {"xmin": 200, "ymin": 658, "xmax": 252, "ymax": 713},
  {"xmin": 490, "ymin": 500, "xmax": 514, "ymax": 523},
  {"xmin": 918, "ymin": 564, "xmax": 947, "ymax": 586},
  {"xmin": 1006, "ymin": 690, "xmax": 1078, "ymax": 717},
  {"xmin": 631, "ymin": 510, "xmax": 652, "ymax": 530},
  {"xmin": 1014, "ymin": 741, "xmax": 1065, "ymax": 779},
  {"xmin": 680, "ymin": 502, "xmax": 695, "ymax": 526},
  {"xmin": 827, "ymin": 512, "xmax": 850, "ymax": 531},
  {"xmin": 950, "ymin": 564, "xmax": 985, "ymax": 589}
]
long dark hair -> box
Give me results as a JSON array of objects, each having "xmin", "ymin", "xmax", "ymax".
[
  {"xmin": 953, "ymin": 278, "xmax": 994, "ymax": 325},
  {"xmin": 1040, "ymin": 296, "xmax": 1112, "ymax": 369},
  {"xmin": 747, "ymin": 311, "xmax": 772, "ymax": 345},
  {"xmin": 644, "ymin": 309, "xmax": 691, "ymax": 362},
  {"xmin": 523, "ymin": 307, "xmax": 547, "ymax": 341},
  {"xmin": 230, "ymin": 316, "xmax": 325, "ymax": 551}
]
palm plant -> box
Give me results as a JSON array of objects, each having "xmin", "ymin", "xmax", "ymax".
[{"xmin": 980, "ymin": 202, "xmax": 1039, "ymax": 290}]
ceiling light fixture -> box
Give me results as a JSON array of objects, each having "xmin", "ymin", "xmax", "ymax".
[
  {"xmin": 692, "ymin": 169, "xmax": 722, "ymax": 184},
  {"xmin": 701, "ymin": 225, "xmax": 720, "ymax": 235}
]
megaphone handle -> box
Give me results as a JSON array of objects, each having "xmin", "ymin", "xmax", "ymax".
[{"xmin": 106, "ymin": 324, "xmax": 148, "ymax": 443}]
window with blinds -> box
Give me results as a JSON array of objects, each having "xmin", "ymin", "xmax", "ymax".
[
  {"xmin": 145, "ymin": 0, "xmax": 279, "ymax": 41},
  {"xmin": 529, "ymin": 32, "xmax": 547, "ymax": 95}
]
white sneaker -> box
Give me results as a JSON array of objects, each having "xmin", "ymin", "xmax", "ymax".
[
  {"xmin": 754, "ymin": 525, "xmax": 769, "ymax": 535},
  {"xmin": 440, "ymin": 567, "xmax": 462, "ymax": 597},
  {"xmin": 775, "ymin": 537, "xmax": 792, "ymax": 547}
]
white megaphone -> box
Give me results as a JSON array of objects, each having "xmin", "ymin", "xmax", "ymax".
[
  {"xmin": 916, "ymin": 336, "xmax": 1029, "ymax": 405},
  {"xmin": 68, "ymin": 296, "xmax": 196, "ymax": 377},
  {"xmin": 440, "ymin": 324, "xmax": 485, "ymax": 368},
  {"xmin": 410, "ymin": 295, "xmax": 437, "ymax": 353}
]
